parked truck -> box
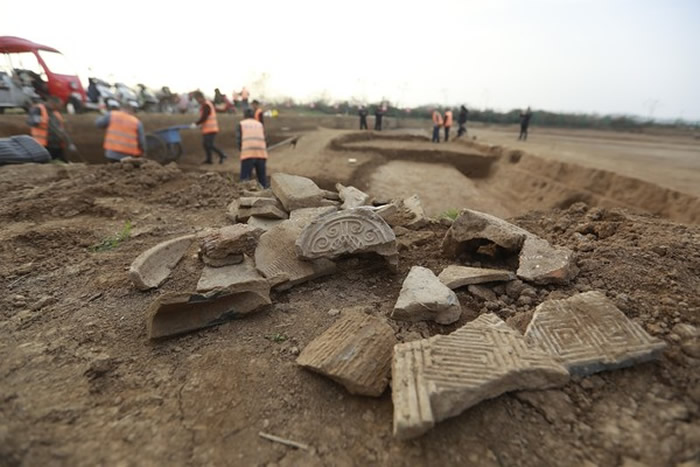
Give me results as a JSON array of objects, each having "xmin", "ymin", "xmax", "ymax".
[{"xmin": 0, "ymin": 36, "xmax": 87, "ymax": 113}]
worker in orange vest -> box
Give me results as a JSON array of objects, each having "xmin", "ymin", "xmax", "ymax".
[
  {"xmin": 27, "ymin": 96, "xmax": 76, "ymax": 162},
  {"xmin": 252, "ymin": 100, "xmax": 264, "ymax": 125},
  {"xmin": 236, "ymin": 108, "xmax": 268, "ymax": 187},
  {"xmin": 95, "ymin": 101, "xmax": 145, "ymax": 162},
  {"xmin": 191, "ymin": 91, "xmax": 227, "ymax": 164},
  {"xmin": 431, "ymin": 108, "xmax": 443, "ymax": 143},
  {"xmin": 443, "ymin": 108, "xmax": 453, "ymax": 142}
]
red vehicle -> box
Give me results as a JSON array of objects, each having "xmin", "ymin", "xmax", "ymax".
[{"xmin": 0, "ymin": 36, "xmax": 86, "ymax": 112}]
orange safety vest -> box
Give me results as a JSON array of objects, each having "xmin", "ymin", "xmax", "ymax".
[
  {"xmin": 432, "ymin": 111, "xmax": 443, "ymax": 126},
  {"xmin": 240, "ymin": 118, "xmax": 268, "ymax": 160},
  {"xmin": 254, "ymin": 108, "xmax": 263, "ymax": 122},
  {"xmin": 201, "ymin": 101, "xmax": 219, "ymax": 134},
  {"xmin": 444, "ymin": 110, "xmax": 453, "ymax": 128},
  {"xmin": 31, "ymin": 103, "xmax": 64, "ymax": 147},
  {"xmin": 104, "ymin": 110, "xmax": 142, "ymax": 156}
]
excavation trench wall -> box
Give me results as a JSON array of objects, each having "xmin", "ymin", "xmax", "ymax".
[{"xmin": 330, "ymin": 132, "xmax": 700, "ymax": 224}]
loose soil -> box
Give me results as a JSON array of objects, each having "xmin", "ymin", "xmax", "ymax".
[{"xmin": 1, "ymin": 117, "xmax": 699, "ymax": 466}]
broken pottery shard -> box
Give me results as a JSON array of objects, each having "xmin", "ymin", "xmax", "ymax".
[
  {"xmin": 373, "ymin": 203, "xmax": 399, "ymax": 222},
  {"xmin": 336, "ymin": 183, "xmax": 370, "ymax": 210},
  {"xmin": 129, "ymin": 234, "xmax": 196, "ymax": 291},
  {"xmin": 321, "ymin": 189, "xmax": 341, "ymax": 201},
  {"xmin": 467, "ymin": 284, "xmax": 497, "ymax": 302},
  {"xmin": 525, "ymin": 291, "xmax": 667, "ymax": 376},
  {"xmin": 239, "ymin": 196, "xmax": 283, "ymax": 209},
  {"xmin": 247, "ymin": 216, "xmax": 285, "ymax": 232},
  {"xmin": 237, "ymin": 204, "xmax": 289, "ymax": 222},
  {"xmin": 255, "ymin": 219, "xmax": 336, "ymax": 290},
  {"xmin": 241, "ymin": 188, "xmax": 273, "ymax": 198},
  {"xmin": 391, "ymin": 266, "xmax": 461, "ymax": 325},
  {"xmin": 201, "ymin": 253, "xmax": 244, "ymax": 267},
  {"xmin": 295, "ymin": 208, "xmax": 398, "ymax": 270},
  {"xmin": 392, "ymin": 313, "xmax": 570, "ymax": 439},
  {"xmin": 402, "ymin": 195, "xmax": 428, "ymax": 229},
  {"xmin": 438, "ymin": 265, "xmax": 515, "ymax": 289},
  {"xmin": 441, "ymin": 209, "xmax": 529, "ymax": 258},
  {"xmin": 199, "ymin": 224, "xmax": 263, "ymax": 259},
  {"xmin": 197, "ymin": 255, "xmax": 268, "ymax": 292},
  {"xmin": 296, "ymin": 311, "xmax": 396, "ymax": 396},
  {"xmin": 147, "ymin": 286, "xmax": 271, "ymax": 339},
  {"xmin": 289, "ymin": 206, "xmax": 338, "ymax": 227},
  {"xmin": 517, "ymin": 236, "xmax": 578, "ymax": 285},
  {"xmin": 270, "ymin": 173, "xmax": 326, "ymax": 211},
  {"xmin": 226, "ymin": 199, "xmax": 240, "ymax": 222}
]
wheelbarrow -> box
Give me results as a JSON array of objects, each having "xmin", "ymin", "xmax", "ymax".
[{"xmin": 145, "ymin": 124, "xmax": 192, "ymax": 164}]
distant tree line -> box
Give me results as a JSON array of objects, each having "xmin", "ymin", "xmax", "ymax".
[{"xmin": 270, "ymin": 98, "xmax": 698, "ymax": 131}]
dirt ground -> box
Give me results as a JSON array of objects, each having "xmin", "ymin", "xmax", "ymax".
[
  {"xmin": 1, "ymin": 117, "xmax": 700, "ymax": 466},
  {"xmin": 468, "ymin": 125, "xmax": 700, "ymax": 198}
]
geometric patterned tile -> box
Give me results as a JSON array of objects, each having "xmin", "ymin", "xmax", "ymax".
[
  {"xmin": 525, "ymin": 291, "xmax": 666, "ymax": 376},
  {"xmin": 392, "ymin": 314, "xmax": 569, "ymax": 439}
]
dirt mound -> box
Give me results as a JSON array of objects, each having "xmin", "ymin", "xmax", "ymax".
[{"xmin": 1, "ymin": 158, "xmax": 698, "ymax": 465}]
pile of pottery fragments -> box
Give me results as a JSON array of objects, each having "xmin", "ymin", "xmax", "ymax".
[{"xmin": 128, "ymin": 172, "xmax": 667, "ymax": 439}]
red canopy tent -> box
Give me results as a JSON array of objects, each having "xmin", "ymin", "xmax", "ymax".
[{"xmin": 0, "ymin": 36, "xmax": 60, "ymax": 54}]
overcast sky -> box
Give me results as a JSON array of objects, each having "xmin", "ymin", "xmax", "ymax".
[{"xmin": 2, "ymin": 0, "xmax": 698, "ymax": 119}]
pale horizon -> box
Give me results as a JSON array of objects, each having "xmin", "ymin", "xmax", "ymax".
[{"xmin": 2, "ymin": 0, "xmax": 699, "ymax": 120}]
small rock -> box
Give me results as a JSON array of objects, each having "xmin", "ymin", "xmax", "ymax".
[
  {"xmin": 10, "ymin": 294, "xmax": 27, "ymax": 308},
  {"xmin": 442, "ymin": 209, "xmax": 529, "ymax": 258},
  {"xmin": 336, "ymin": 183, "xmax": 370, "ymax": 210},
  {"xmin": 392, "ymin": 266, "xmax": 462, "ymax": 325},
  {"xmin": 672, "ymin": 323, "xmax": 699, "ymax": 340},
  {"xmin": 290, "ymin": 346, "xmax": 300, "ymax": 356},
  {"xmin": 467, "ymin": 284, "xmax": 498, "ymax": 302},
  {"xmin": 30, "ymin": 295, "xmax": 56, "ymax": 311},
  {"xmin": 271, "ymin": 173, "xmax": 327, "ymax": 211},
  {"xmin": 517, "ymin": 236, "xmax": 578, "ymax": 285},
  {"xmin": 438, "ymin": 265, "xmax": 515, "ymax": 290},
  {"xmin": 505, "ymin": 280, "xmax": 525, "ymax": 299},
  {"xmin": 328, "ymin": 308, "xmax": 341, "ymax": 317},
  {"xmin": 681, "ymin": 340, "xmax": 700, "ymax": 359},
  {"xmin": 517, "ymin": 295, "xmax": 533, "ymax": 306}
]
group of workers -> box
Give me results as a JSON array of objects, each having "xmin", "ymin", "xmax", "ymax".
[
  {"xmin": 27, "ymin": 93, "xmax": 534, "ymax": 190},
  {"xmin": 358, "ymin": 105, "xmax": 385, "ymax": 131},
  {"xmin": 26, "ymin": 89, "xmax": 270, "ymax": 188},
  {"xmin": 430, "ymin": 106, "xmax": 468, "ymax": 143},
  {"xmin": 356, "ymin": 105, "xmax": 471, "ymax": 143}
]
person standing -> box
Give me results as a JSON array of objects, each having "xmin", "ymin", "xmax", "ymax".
[
  {"xmin": 252, "ymin": 100, "xmax": 264, "ymax": 125},
  {"xmin": 358, "ymin": 105, "xmax": 368, "ymax": 129},
  {"xmin": 191, "ymin": 91, "xmax": 227, "ymax": 164},
  {"xmin": 519, "ymin": 107, "xmax": 533, "ymax": 141},
  {"xmin": 28, "ymin": 96, "xmax": 76, "ymax": 162},
  {"xmin": 236, "ymin": 108, "xmax": 268, "ymax": 188},
  {"xmin": 431, "ymin": 108, "xmax": 443, "ymax": 143},
  {"xmin": 443, "ymin": 108, "xmax": 453, "ymax": 142},
  {"xmin": 457, "ymin": 105, "xmax": 468, "ymax": 137},
  {"xmin": 240, "ymin": 87, "xmax": 250, "ymax": 111},
  {"xmin": 96, "ymin": 102, "xmax": 145, "ymax": 162},
  {"xmin": 374, "ymin": 105, "xmax": 384, "ymax": 131}
]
